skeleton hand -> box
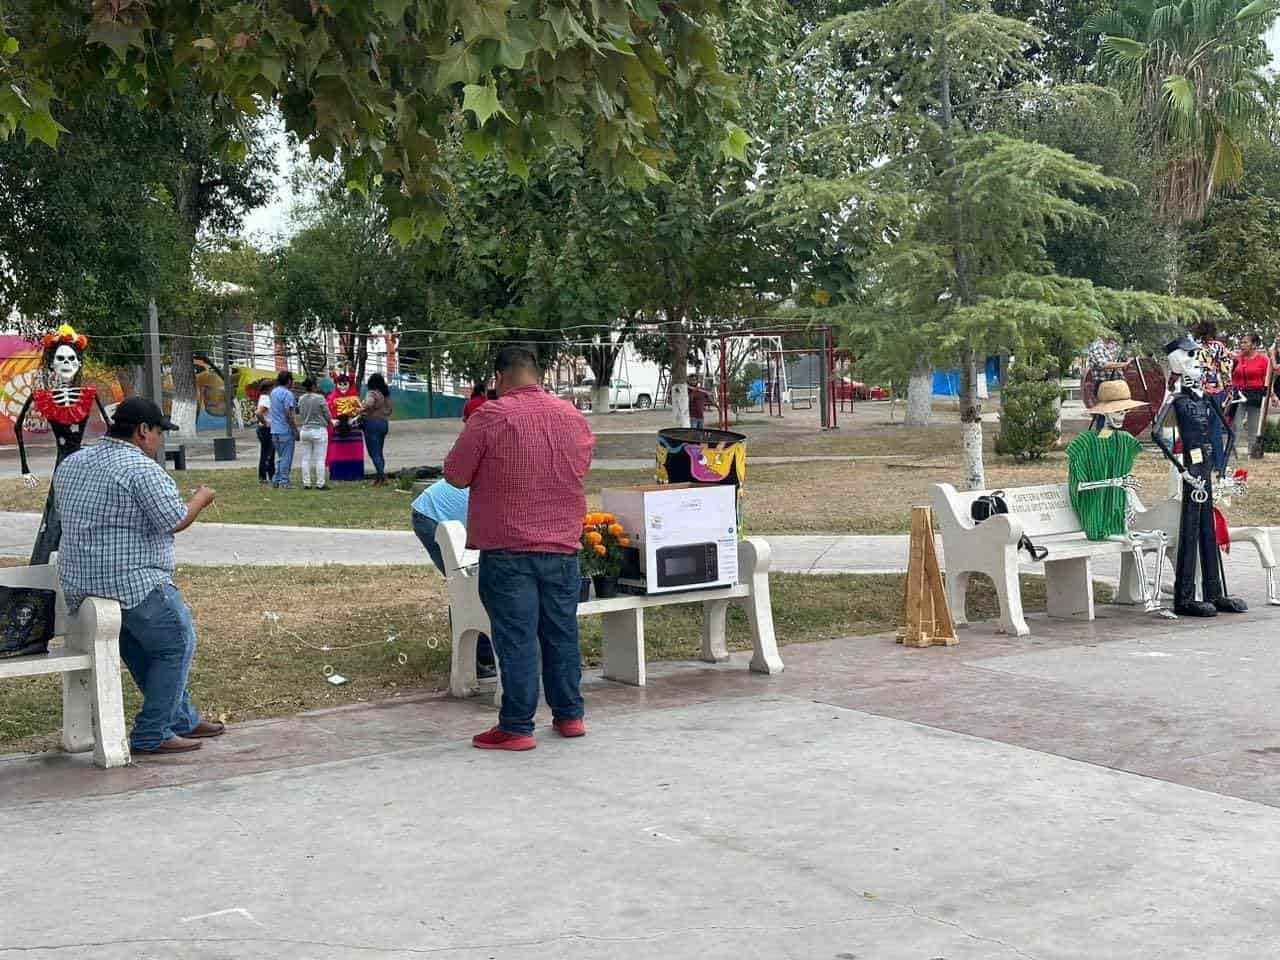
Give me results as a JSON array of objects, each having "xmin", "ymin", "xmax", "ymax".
[
  {"xmin": 1219, "ymin": 474, "xmax": 1248, "ymax": 499},
  {"xmin": 1120, "ymin": 475, "xmax": 1142, "ymax": 493},
  {"xmin": 21, "ymin": 473, "xmax": 39, "ymax": 490},
  {"xmin": 1181, "ymin": 472, "xmax": 1209, "ymax": 502}
]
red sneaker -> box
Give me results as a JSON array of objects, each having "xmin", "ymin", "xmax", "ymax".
[
  {"xmin": 553, "ymin": 718, "xmax": 586, "ymax": 738},
  {"xmin": 472, "ymin": 726, "xmax": 536, "ymax": 751}
]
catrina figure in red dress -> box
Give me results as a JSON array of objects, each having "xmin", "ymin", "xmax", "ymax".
[{"xmin": 14, "ymin": 325, "xmax": 113, "ymax": 563}]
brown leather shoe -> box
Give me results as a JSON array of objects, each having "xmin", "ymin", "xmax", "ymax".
[
  {"xmin": 182, "ymin": 720, "xmax": 226, "ymax": 739},
  {"xmin": 135, "ymin": 736, "xmax": 202, "ymax": 755}
]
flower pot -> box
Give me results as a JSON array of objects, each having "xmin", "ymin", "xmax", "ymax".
[
  {"xmin": 592, "ymin": 574, "xmax": 619, "ymax": 599},
  {"xmin": 579, "ymin": 578, "xmax": 592, "ymax": 603}
]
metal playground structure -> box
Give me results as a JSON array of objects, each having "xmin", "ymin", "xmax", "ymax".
[{"xmin": 709, "ymin": 327, "xmax": 838, "ymax": 431}]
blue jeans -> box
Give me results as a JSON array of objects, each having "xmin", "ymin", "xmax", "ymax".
[
  {"xmin": 363, "ymin": 418, "xmax": 389, "ymax": 478},
  {"xmin": 1207, "ymin": 392, "xmax": 1227, "ymax": 472},
  {"xmin": 118, "ymin": 584, "xmax": 202, "ymax": 750},
  {"xmin": 478, "ymin": 551, "xmax": 583, "ymax": 736},
  {"xmin": 413, "ymin": 511, "xmax": 494, "ymax": 666},
  {"xmin": 272, "ymin": 433, "xmax": 295, "ymax": 487}
]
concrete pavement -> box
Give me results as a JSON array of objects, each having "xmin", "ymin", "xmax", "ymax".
[{"xmin": 6, "ymin": 609, "xmax": 1280, "ymax": 958}]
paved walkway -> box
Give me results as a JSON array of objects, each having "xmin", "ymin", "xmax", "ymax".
[{"xmin": 6, "ymin": 610, "xmax": 1280, "ymax": 958}]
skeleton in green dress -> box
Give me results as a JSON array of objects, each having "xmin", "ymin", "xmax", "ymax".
[{"xmin": 1068, "ymin": 380, "xmax": 1171, "ymax": 615}]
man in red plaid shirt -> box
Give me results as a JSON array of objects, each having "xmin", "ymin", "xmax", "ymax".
[{"xmin": 445, "ymin": 344, "xmax": 595, "ymax": 751}]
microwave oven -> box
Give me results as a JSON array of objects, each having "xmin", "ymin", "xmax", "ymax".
[{"xmin": 603, "ymin": 485, "xmax": 737, "ymax": 595}]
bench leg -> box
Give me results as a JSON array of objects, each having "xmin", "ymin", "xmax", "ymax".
[
  {"xmin": 601, "ymin": 608, "xmax": 645, "ymax": 686},
  {"xmin": 994, "ymin": 553, "xmax": 1030, "ymax": 637},
  {"xmin": 946, "ymin": 570, "xmax": 971, "ymax": 628},
  {"xmin": 740, "ymin": 539, "xmax": 783, "ymax": 676},
  {"xmin": 73, "ymin": 598, "xmax": 129, "ymax": 768},
  {"xmin": 701, "ymin": 599, "xmax": 730, "ymax": 663},
  {"xmin": 1116, "ymin": 553, "xmax": 1148, "ymax": 606},
  {"xmin": 1045, "ymin": 557, "xmax": 1094, "ymax": 621},
  {"xmin": 449, "ymin": 621, "xmax": 479, "ymax": 699},
  {"xmin": 61, "ymin": 670, "xmax": 95, "ymax": 755}
]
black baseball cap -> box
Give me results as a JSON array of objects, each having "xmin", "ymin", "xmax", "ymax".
[{"xmin": 112, "ymin": 397, "xmax": 178, "ymax": 431}]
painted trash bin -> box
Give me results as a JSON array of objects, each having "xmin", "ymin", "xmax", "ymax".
[{"xmin": 655, "ymin": 427, "xmax": 747, "ymax": 528}]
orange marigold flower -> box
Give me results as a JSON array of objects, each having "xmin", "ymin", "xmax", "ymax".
[
  {"xmin": 594, "ymin": 544, "xmax": 607, "ymax": 556},
  {"xmin": 586, "ymin": 531, "xmax": 603, "ymax": 546},
  {"xmin": 607, "ymin": 523, "xmax": 623, "ymax": 536},
  {"xmin": 618, "ymin": 538, "xmax": 630, "ymax": 547},
  {"xmin": 603, "ymin": 513, "xmax": 616, "ymax": 523}
]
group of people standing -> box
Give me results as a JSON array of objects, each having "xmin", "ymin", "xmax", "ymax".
[
  {"xmin": 252, "ymin": 371, "xmax": 394, "ymax": 489},
  {"xmin": 1087, "ymin": 320, "xmax": 1278, "ymax": 464}
]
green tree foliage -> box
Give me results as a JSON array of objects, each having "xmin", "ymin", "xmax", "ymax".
[
  {"xmin": 1181, "ymin": 130, "xmax": 1280, "ymax": 335},
  {"xmin": 0, "ymin": 0, "xmax": 736, "ymax": 238},
  {"xmin": 995, "ymin": 357, "xmax": 1062, "ymax": 459},
  {"xmin": 0, "ymin": 88, "xmax": 273, "ymax": 407},
  {"xmin": 259, "ymin": 189, "xmax": 428, "ymax": 385},
  {"xmin": 751, "ymin": 0, "xmax": 1227, "ymax": 488},
  {"xmin": 1089, "ymin": 0, "xmax": 1278, "ymax": 225}
]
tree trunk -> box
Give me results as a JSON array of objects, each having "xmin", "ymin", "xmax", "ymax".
[
  {"xmin": 591, "ymin": 383, "xmax": 612, "ymax": 414},
  {"xmin": 355, "ymin": 334, "xmax": 368, "ymax": 389},
  {"xmin": 168, "ymin": 312, "xmax": 199, "ymax": 438},
  {"xmin": 959, "ymin": 349, "xmax": 985, "ymax": 490},
  {"xmin": 669, "ymin": 326, "xmax": 690, "ymax": 428},
  {"xmin": 905, "ymin": 360, "xmax": 933, "ymax": 426}
]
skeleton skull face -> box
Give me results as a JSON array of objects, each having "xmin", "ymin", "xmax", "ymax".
[
  {"xmin": 49, "ymin": 345, "xmax": 82, "ymax": 384},
  {"xmin": 1167, "ymin": 346, "xmax": 1203, "ymax": 387},
  {"xmin": 1105, "ymin": 410, "xmax": 1128, "ymax": 429}
]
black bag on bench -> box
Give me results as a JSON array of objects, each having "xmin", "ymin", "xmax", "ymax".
[
  {"xmin": 1, "ymin": 587, "xmax": 56, "ymax": 659},
  {"xmin": 970, "ymin": 491, "xmax": 1049, "ymax": 562}
]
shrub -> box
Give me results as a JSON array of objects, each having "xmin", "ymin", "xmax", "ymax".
[
  {"xmin": 996, "ymin": 358, "xmax": 1061, "ymax": 461},
  {"xmin": 1261, "ymin": 417, "xmax": 1280, "ymax": 453}
]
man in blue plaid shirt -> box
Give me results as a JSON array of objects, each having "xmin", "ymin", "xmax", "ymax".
[{"xmin": 54, "ymin": 397, "xmax": 222, "ymax": 756}]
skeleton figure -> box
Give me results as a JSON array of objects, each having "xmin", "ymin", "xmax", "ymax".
[
  {"xmin": 14, "ymin": 326, "xmax": 112, "ymax": 564},
  {"xmin": 1067, "ymin": 379, "xmax": 1170, "ymax": 616},
  {"xmin": 1150, "ymin": 335, "xmax": 1248, "ymax": 617}
]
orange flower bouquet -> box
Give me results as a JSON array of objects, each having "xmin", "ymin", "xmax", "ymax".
[{"xmin": 580, "ymin": 512, "xmax": 630, "ymax": 578}]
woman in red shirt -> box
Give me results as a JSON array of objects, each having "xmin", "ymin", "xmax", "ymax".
[
  {"xmin": 1232, "ymin": 333, "xmax": 1271, "ymax": 457},
  {"xmin": 462, "ymin": 382, "xmax": 488, "ymax": 421}
]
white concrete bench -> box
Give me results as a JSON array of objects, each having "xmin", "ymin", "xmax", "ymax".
[
  {"xmin": 932, "ymin": 482, "xmax": 1146, "ymax": 636},
  {"xmin": 435, "ymin": 520, "xmax": 783, "ymax": 704},
  {"xmin": 0, "ymin": 564, "xmax": 129, "ymax": 767}
]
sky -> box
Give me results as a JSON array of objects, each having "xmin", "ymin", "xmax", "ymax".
[{"xmin": 240, "ymin": 21, "xmax": 1280, "ymax": 246}]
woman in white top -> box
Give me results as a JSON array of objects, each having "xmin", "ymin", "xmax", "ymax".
[
  {"xmin": 296, "ymin": 377, "xmax": 334, "ymax": 490},
  {"xmin": 254, "ymin": 379, "xmax": 275, "ymax": 485}
]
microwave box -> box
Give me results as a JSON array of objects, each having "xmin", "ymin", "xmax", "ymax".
[{"xmin": 602, "ymin": 484, "xmax": 738, "ymax": 595}]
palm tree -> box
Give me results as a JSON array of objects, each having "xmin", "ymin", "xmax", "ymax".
[{"xmin": 1090, "ymin": 0, "xmax": 1278, "ymax": 225}]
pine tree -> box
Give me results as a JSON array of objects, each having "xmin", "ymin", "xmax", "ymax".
[{"xmin": 751, "ymin": 0, "xmax": 1226, "ymax": 489}]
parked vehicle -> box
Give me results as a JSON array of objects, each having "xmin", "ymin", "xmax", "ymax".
[
  {"xmin": 607, "ymin": 377, "xmax": 655, "ymax": 409},
  {"xmin": 835, "ymin": 379, "xmax": 888, "ymax": 401}
]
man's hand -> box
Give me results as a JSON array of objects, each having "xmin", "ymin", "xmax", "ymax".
[
  {"xmin": 190, "ymin": 486, "xmax": 216, "ymax": 511},
  {"xmin": 172, "ymin": 485, "xmax": 215, "ymax": 534}
]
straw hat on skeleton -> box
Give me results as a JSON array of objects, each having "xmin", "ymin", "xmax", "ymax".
[{"xmin": 1092, "ymin": 378, "xmax": 1146, "ymax": 415}]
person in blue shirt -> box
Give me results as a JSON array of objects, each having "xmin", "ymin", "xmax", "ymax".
[
  {"xmin": 269, "ymin": 370, "xmax": 299, "ymax": 488},
  {"xmin": 412, "ymin": 478, "xmax": 496, "ymax": 678}
]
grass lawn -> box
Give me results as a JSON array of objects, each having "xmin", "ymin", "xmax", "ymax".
[
  {"xmin": 0, "ymin": 564, "xmax": 1061, "ymax": 753},
  {"xmin": 6, "ymin": 408, "xmax": 1278, "ymax": 537}
]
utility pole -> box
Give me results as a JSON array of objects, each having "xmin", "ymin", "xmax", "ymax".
[{"xmin": 144, "ymin": 298, "xmax": 165, "ymax": 465}]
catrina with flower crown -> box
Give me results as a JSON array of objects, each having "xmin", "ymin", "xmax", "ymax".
[{"xmin": 14, "ymin": 324, "xmax": 113, "ymax": 563}]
